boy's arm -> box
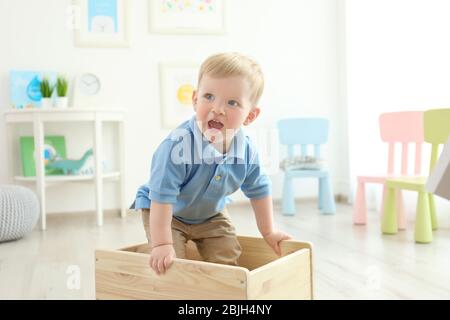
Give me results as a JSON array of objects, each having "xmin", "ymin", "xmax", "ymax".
[
  {"xmin": 250, "ymin": 195, "xmax": 275, "ymax": 236},
  {"xmin": 149, "ymin": 201, "xmax": 176, "ymax": 275},
  {"xmin": 150, "ymin": 201, "xmax": 174, "ymax": 246},
  {"xmin": 250, "ymin": 195, "xmax": 292, "ymax": 256}
]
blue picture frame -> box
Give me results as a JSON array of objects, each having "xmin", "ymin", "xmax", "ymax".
[
  {"xmin": 74, "ymin": 0, "xmax": 128, "ymax": 47},
  {"xmin": 88, "ymin": 0, "xmax": 119, "ymax": 34},
  {"xmin": 10, "ymin": 71, "xmax": 57, "ymax": 109}
]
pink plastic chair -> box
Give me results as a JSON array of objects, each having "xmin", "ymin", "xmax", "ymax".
[{"xmin": 352, "ymin": 111, "xmax": 424, "ymax": 227}]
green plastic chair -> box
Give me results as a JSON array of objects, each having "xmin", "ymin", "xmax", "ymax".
[{"xmin": 381, "ymin": 108, "xmax": 450, "ymax": 243}]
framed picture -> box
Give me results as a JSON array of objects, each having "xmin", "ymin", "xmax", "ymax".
[
  {"xmin": 10, "ymin": 70, "xmax": 57, "ymax": 109},
  {"xmin": 159, "ymin": 62, "xmax": 199, "ymax": 129},
  {"xmin": 73, "ymin": 0, "xmax": 129, "ymax": 47},
  {"xmin": 149, "ymin": 0, "xmax": 226, "ymax": 35},
  {"xmin": 20, "ymin": 136, "xmax": 67, "ymax": 177}
]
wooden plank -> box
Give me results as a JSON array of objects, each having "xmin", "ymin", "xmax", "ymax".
[
  {"xmin": 119, "ymin": 241, "xmax": 203, "ymax": 260},
  {"xmin": 119, "ymin": 243, "xmax": 149, "ymax": 253},
  {"xmin": 120, "ymin": 237, "xmax": 313, "ymax": 269},
  {"xmin": 95, "ymin": 250, "xmax": 248, "ymax": 300},
  {"xmin": 237, "ymin": 236, "xmax": 312, "ymax": 270},
  {"xmin": 247, "ymin": 249, "xmax": 312, "ymax": 300},
  {"xmin": 237, "ymin": 236, "xmax": 314, "ymax": 299},
  {"xmin": 110, "ymin": 237, "xmax": 314, "ymax": 299}
]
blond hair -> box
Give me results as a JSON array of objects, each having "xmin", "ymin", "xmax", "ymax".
[{"xmin": 198, "ymin": 52, "xmax": 264, "ymax": 105}]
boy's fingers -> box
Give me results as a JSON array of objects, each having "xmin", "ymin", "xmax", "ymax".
[
  {"xmin": 277, "ymin": 234, "xmax": 292, "ymax": 255},
  {"xmin": 149, "ymin": 256, "xmax": 156, "ymax": 273},
  {"xmin": 151, "ymin": 259, "xmax": 158, "ymax": 275},
  {"xmin": 151, "ymin": 256, "xmax": 161, "ymax": 275},
  {"xmin": 163, "ymin": 255, "xmax": 173, "ymax": 269},
  {"xmin": 149, "ymin": 256, "xmax": 153, "ymax": 268},
  {"xmin": 273, "ymin": 242, "xmax": 281, "ymax": 256},
  {"xmin": 157, "ymin": 258, "xmax": 166, "ymax": 274}
]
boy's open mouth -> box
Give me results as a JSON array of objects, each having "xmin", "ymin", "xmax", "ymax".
[{"xmin": 208, "ymin": 119, "xmax": 224, "ymax": 130}]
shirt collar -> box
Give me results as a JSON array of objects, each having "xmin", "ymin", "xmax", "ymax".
[{"xmin": 188, "ymin": 115, "xmax": 246, "ymax": 163}]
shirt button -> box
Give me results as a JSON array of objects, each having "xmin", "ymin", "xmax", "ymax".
[{"xmin": 215, "ymin": 175, "xmax": 221, "ymax": 181}]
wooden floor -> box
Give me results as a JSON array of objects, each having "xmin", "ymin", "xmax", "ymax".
[{"xmin": 1, "ymin": 200, "xmax": 449, "ymax": 300}]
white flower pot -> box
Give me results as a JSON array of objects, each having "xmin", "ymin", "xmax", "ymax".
[
  {"xmin": 56, "ymin": 97, "xmax": 68, "ymax": 108},
  {"xmin": 41, "ymin": 97, "xmax": 53, "ymax": 109}
]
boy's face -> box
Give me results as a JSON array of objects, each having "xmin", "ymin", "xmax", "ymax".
[{"xmin": 192, "ymin": 75, "xmax": 260, "ymax": 146}]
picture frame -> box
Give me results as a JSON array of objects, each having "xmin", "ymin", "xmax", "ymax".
[
  {"xmin": 9, "ymin": 70, "xmax": 57, "ymax": 109},
  {"xmin": 20, "ymin": 136, "xmax": 67, "ymax": 177},
  {"xmin": 159, "ymin": 62, "xmax": 199, "ymax": 129},
  {"xmin": 73, "ymin": 0, "xmax": 129, "ymax": 47},
  {"xmin": 148, "ymin": 0, "xmax": 226, "ymax": 35}
]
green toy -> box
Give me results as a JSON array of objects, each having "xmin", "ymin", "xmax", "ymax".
[{"xmin": 46, "ymin": 148, "xmax": 94, "ymax": 175}]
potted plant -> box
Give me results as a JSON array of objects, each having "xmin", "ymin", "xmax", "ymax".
[
  {"xmin": 39, "ymin": 78, "xmax": 54, "ymax": 108},
  {"xmin": 56, "ymin": 75, "xmax": 69, "ymax": 108}
]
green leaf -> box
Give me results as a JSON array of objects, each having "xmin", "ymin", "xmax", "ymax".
[
  {"xmin": 40, "ymin": 77, "xmax": 54, "ymax": 98},
  {"xmin": 56, "ymin": 75, "xmax": 68, "ymax": 97}
]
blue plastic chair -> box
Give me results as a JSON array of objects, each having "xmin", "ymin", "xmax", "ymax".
[{"xmin": 278, "ymin": 118, "xmax": 336, "ymax": 215}]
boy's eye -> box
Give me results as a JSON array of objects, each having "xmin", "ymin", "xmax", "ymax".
[
  {"xmin": 228, "ymin": 100, "xmax": 240, "ymax": 108},
  {"xmin": 204, "ymin": 93, "xmax": 214, "ymax": 101}
]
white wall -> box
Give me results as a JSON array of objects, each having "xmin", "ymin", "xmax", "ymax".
[
  {"xmin": 0, "ymin": 0, "xmax": 346, "ymax": 214},
  {"xmin": 346, "ymin": 0, "xmax": 450, "ymax": 215}
]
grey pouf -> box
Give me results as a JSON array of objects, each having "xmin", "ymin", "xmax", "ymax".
[{"xmin": 0, "ymin": 185, "xmax": 39, "ymax": 242}]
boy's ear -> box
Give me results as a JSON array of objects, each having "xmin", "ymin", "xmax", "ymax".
[
  {"xmin": 244, "ymin": 107, "xmax": 260, "ymax": 126},
  {"xmin": 192, "ymin": 90, "xmax": 198, "ymax": 112}
]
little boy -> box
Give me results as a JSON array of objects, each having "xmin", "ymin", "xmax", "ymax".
[{"xmin": 132, "ymin": 52, "xmax": 291, "ymax": 275}]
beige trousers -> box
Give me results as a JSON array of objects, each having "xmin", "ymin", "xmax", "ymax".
[{"xmin": 141, "ymin": 208, "xmax": 242, "ymax": 266}]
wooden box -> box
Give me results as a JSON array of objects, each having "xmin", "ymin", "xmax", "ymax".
[{"xmin": 95, "ymin": 235, "xmax": 313, "ymax": 300}]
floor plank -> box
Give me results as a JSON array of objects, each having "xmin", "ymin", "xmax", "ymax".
[{"xmin": 0, "ymin": 201, "xmax": 449, "ymax": 299}]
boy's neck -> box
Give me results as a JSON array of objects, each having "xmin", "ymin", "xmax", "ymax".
[
  {"xmin": 208, "ymin": 131, "xmax": 238, "ymax": 155},
  {"xmin": 209, "ymin": 137, "xmax": 231, "ymax": 155}
]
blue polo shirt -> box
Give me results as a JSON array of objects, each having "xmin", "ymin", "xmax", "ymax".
[{"xmin": 132, "ymin": 115, "xmax": 271, "ymax": 224}]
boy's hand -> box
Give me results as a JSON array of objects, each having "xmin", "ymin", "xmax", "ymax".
[
  {"xmin": 149, "ymin": 244, "xmax": 176, "ymax": 275},
  {"xmin": 263, "ymin": 230, "xmax": 292, "ymax": 256}
]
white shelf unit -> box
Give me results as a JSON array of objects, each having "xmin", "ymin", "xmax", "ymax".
[
  {"xmin": 3, "ymin": 108, "xmax": 127, "ymax": 230},
  {"xmin": 14, "ymin": 171, "xmax": 120, "ymax": 183}
]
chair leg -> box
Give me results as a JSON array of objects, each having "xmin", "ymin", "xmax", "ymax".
[
  {"xmin": 320, "ymin": 176, "xmax": 336, "ymax": 215},
  {"xmin": 282, "ymin": 175, "xmax": 296, "ymax": 216},
  {"xmin": 353, "ymin": 180, "xmax": 367, "ymax": 225},
  {"xmin": 415, "ymin": 192, "xmax": 433, "ymax": 243},
  {"xmin": 396, "ymin": 190, "xmax": 407, "ymax": 230},
  {"xmin": 318, "ymin": 178, "xmax": 324, "ymax": 210},
  {"xmin": 428, "ymin": 193, "xmax": 438, "ymax": 230},
  {"xmin": 381, "ymin": 186, "xmax": 398, "ymax": 234}
]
